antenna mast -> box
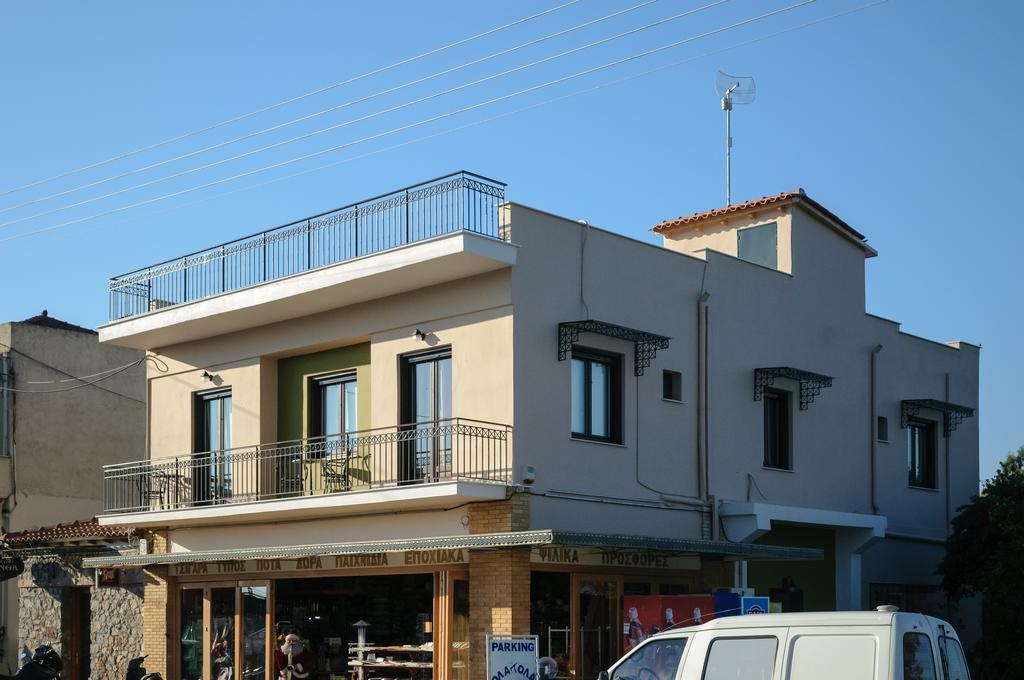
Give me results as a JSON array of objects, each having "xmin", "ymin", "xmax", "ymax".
[{"xmin": 715, "ymin": 72, "xmax": 756, "ymax": 206}]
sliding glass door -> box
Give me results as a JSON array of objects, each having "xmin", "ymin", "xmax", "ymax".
[
  {"xmin": 194, "ymin": 389, "xmax": 232, "ymax": 504},
  {"xmin": 178, "ymin": 582, "xmax": 270, "ymax": 680}
]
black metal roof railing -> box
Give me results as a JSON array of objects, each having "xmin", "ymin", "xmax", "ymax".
[{"xmin": 107, "ymin": 171, "xmax": 507, "ymax": 321}]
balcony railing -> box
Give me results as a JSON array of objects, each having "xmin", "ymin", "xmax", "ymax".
[
  {"xmin": 108, "ymin": 171, "xmax": 507, "ymax": 321},
  {"xmin": 102, "ymin": 418, "xmax": 512, "ymax": 515}
]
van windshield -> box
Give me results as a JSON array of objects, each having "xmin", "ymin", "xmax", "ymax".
[{"xmin": 611, "ymin": 638, "xmax": 686, "ymax": 680}]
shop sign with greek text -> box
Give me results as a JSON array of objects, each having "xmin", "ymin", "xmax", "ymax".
[
  {"xmin": 171, "ymin": 548, "xmax": 468, "ymax": 577},
  {"xmin": 486, "ymin": 634, "xmax": 538, "ymax": 680},
  {"xmin": 530, "ymin": 547, "xmax": 699, "ymax": 571},
  {"xmin": 0, "ymin": 555, "xmax": 23, "ymax": 582}
]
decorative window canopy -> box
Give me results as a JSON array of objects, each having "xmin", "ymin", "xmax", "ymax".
[
  {"xmin": 754, "ymin": 367, "xmax": 834, "ymax": 410},
  {"xmin": 901, "ymin": 399, "xmax": 975, "ymax": 436},
  {"xmin": 558, "ymin": 320, "xmax": 670, "ymax": 376}
]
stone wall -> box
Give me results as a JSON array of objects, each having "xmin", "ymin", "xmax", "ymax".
[
  {"xmin": 17, "ymin": 556, "xmax": 144, "ymax": 680},
  {"xmin": 91, "ymin": 578, "xmax": 144, "ymax": 680}
]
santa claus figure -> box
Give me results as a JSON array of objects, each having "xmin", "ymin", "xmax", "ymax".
[{"xmin": 275, "ymin": 632, "xmax": 316, "ymax": 680}]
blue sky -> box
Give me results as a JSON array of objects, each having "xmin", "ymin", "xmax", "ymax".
[{"xmin": 0, "ymin": 1, "xmax": 1020, "ymax": 481}]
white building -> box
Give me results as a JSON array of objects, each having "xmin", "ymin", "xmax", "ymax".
[{"xmin": 89, "ymin": 174, "xmax": 978, "ymax": 680}]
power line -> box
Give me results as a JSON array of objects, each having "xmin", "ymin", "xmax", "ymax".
[
  {"xmin": 0, "ymin": 0, "xmax": 727, "ymax": 232},
  {"xmin": 0, "ymin": 0, "xmax": 815, "ymax": 245},
  {"xmin": 0, "ymin": 344, "xmax": 146, "ymax": 401},
  {"xmin": 26, "ymin": 359, "xmax": 140, "ymax": 384},
  {"xmin": 0, "ymin": 0, "xmax": 583, "ymax": 200},
  {"xmin": 0, "ymin": 0, "xmax": 660, "ymax": 218},
  {"xmin": 179, "ymin": 1, "xmax": 888, "ymax": 220},
  {"xmin": 13, "ymin": 0, "xmax": 880, "ymax": 258}
]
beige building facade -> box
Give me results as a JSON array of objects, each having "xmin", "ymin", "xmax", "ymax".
[
  {"xmin": 90, "ymin": 173, "xmax": 978, "ymax": 680},
  {"xmin": 0, "ymin": 313, "xmax": 145, "ymax": 671}
]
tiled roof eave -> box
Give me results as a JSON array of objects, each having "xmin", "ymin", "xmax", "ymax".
[
  {"xmin": 652, "ymin": 190, "xmax": 868, "ymax": 245},
  {"xmin": 3, "ymin": 519, "xmax": 131, "ymax": 547}
]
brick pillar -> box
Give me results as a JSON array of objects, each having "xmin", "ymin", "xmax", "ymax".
[
  {"xmin": 467, "ymin": 494, "xmax": 531, "ymax": 677},
  {"xmin": 141, "ymin": 529, "xmax": 171, "ymax": 678}
]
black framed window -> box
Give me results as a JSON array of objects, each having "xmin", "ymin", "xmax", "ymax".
[
  {"xmin": 309, "ymin": 373, "xmax": 358, "ymax": 457},
  {"xmin": 763, "ymin": 388, "xmax": 791, "ymax": 470},
  {"xmin": 877, "ymin": 415, "xmax": 889, "ymax": 442},
  {"xmin": 663, "ymin": 370, "xmax": 682, "ymax": 402},
  {"xmin": 193, "ymin": 388, "xmax": 232, "ymax": 503},
  {"xmin": 570, "ymin": 348, "xmax": 623, "ymax": 443},
  {"xmin": 399, "ymin": 348, "xmax": 452, "ymax": 482},
  {"xmin": 195, "ymin": 389, "xmax": 232, "ymax": 453},
  {"xmin": 908, "ymin": 419, "xmax": 937, "ymax": 489}
]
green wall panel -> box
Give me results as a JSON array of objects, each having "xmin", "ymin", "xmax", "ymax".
[{"xmin": 277, "ymin": 343, "xmax": 371, "ymax": 442}]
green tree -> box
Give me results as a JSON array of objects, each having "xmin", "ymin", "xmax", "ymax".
[{"xmin": 939, "ymin": 445, "xmax": 1024, "ymax": 677}]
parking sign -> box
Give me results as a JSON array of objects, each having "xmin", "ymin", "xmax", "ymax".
[{"xmin": 741, "ymin": 596, "xmax": 770, "ymax": 615}]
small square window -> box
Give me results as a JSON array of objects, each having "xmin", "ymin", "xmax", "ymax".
[
  {"xmin": 877, "ymin": 416, "xmax": 889, "ymax": 442},
  {"xmin": 738, "ymin": 222, "xmax": 778, "ymax": 269},
  {"xmin": 663, "ymin": 370, "xmax": 682, "ymax": 402}
]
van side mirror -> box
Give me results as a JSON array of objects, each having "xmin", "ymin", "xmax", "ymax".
[{"xmin": 598, "ymin": 671, "xmax": 610, "ymax": 680}]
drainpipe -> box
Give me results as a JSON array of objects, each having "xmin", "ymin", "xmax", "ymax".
[
  {"xmin": 0, "ymin": 353, "xmax": 15, "ymax": 522},
  {"xmin": 0, "ymin": 354, "xmax": 11, "ymax": 671},
  {"xmin": 869, "ymin": 344, "xmax": 883, "ymax": 514},
  {"xmin": 697, "ymin": 292, "xmax": 711, "ymax": 502},
  {"xmin": 944, "ymin": 372, "xmax": 951, "ymax": 534},
  {"xmin": 0, "ymin": 354, "xmax": 11, "ymax": 460}
]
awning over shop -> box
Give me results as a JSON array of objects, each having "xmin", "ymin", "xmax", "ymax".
[{"xmin": 82, "ymin": 529, "xmax": 822, "ymax": 569}]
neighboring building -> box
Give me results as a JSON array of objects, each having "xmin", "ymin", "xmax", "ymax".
[
  {"xmin": 0, "ymin": 312, "xmax": 146, "ymax": 668},
  {"xmin": 87, "ymin": 172, "xmax": 978, "ymax": 680},
  {"xmin": 6, "ymin": 520, "xmax": 141, "ymax": 680}
]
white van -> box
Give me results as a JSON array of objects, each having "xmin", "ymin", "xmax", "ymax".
[{"xmin": 600, "ymin": 608, "xmax": 970, "ymax": 680}]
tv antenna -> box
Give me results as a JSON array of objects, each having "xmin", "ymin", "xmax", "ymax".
[{"xmin": 715, "ymin": 71, "xmax": 756, "ymax": 205}]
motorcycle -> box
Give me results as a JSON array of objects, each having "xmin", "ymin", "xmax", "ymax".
[
  {"xmin": 127, "ymin": 655, "xmax": 163, "ymax": 680},
  {"xmin": 14, "ymin": 645, "xmax": 61, "ymax": 680}
]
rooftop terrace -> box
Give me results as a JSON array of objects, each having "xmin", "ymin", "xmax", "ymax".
[{"xmin": 107, "ymin": 171, "xmax": 507, "ymax": 322}]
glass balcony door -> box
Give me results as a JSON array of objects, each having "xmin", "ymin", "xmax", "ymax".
[
  {"xmin": 401, "ymin": 350, "xmax": 452, "ymax": 483},
  {"xmin": 194, "ymin": 389, "xmax": 232, "ymax": 504}
]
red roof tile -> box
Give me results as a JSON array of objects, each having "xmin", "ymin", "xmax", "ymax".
[
  {"xmin": 3, "ymin": 519, "xmax": 130, "ymax": 546},
  {"xmin": 651, "ymin": 189, "xmax": 867, "ymax": 242}
]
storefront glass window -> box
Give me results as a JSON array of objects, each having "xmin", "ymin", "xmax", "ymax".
[
  {"xmin": 275, "ymin": 575, "xmax": 434, "ymax": 680},
  {"xmin": 579, "ymin": 579, "xmax": 618, "ymax": 680},
  {"xmin": 180, "ymin": 589, "xmax": 204, "ymax": 680},
  {"xmin": 211, "ymin": 588, "xmax": 235, "ymax": 680},
  {"xmin": 242, "ymin": 586, "xmax": 268, "ymax": 680},
  {"xmin": 452, "ymin": 580, "xmax": 469, "ymax": 680},
  {"xmin": 531, "ymin": 572, "xmax": 570, "ymax": 674}
]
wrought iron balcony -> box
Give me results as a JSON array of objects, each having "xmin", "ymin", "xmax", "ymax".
[
  {"xmin": 102, "ymin": 418, "xmax": 512, "ymax": 515},
  {"xmin": 107, "ymin": 171, "xmax": 507, "ymax": 321}
]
